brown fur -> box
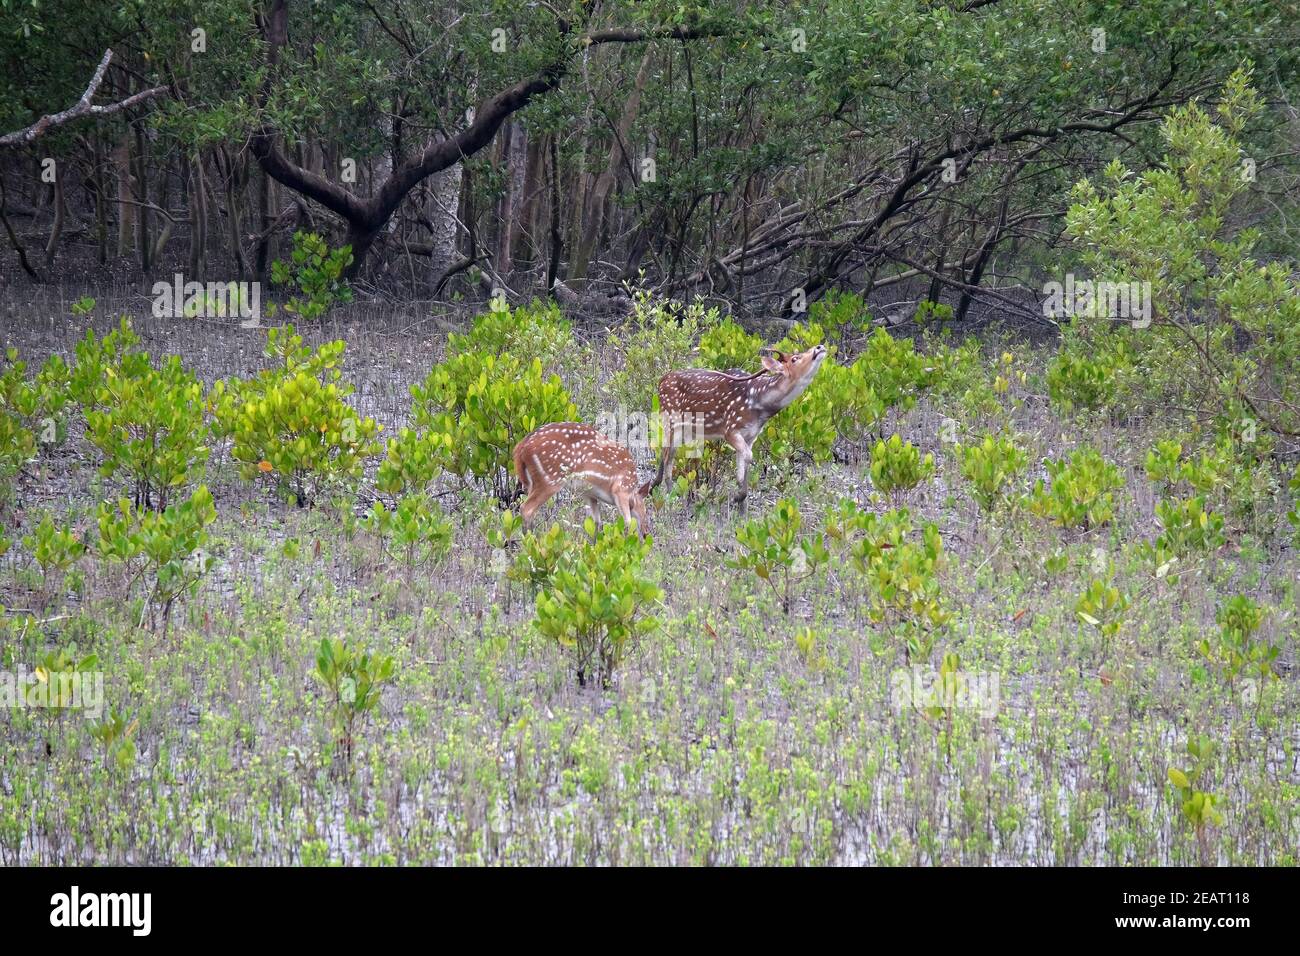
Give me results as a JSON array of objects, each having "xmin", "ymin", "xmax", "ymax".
[
  {"xmin": 513, "ymin": 422, "xmax": 650, "ymax": 538},
  {"xmin": 649, "ymin": 344, "xmax": 827, "ymax": 512}
]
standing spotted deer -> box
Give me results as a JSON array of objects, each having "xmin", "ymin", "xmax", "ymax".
[
  {"xmin": 513, "ymin": 422, "xmax": 650, "ymax": 538},
  {"xmin": 650, "ymin": 344, "xmax": 828, "ymax": 512}
]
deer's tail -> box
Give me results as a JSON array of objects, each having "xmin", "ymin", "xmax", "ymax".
[{"xmin": 512, "ymin": 443, "xmax": 531, "ymax": 498}]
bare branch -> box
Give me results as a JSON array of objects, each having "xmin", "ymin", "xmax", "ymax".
[{"xmin": 0, "ymin": 49, "xmax": 168, "ymax": 148}]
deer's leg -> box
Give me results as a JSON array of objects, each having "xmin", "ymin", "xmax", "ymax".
[
  {"xmin": 585, "ymin": 494, "xmax": 602, "ymax": 533},
  {"xmin": 726, "ymin": 432, "xmax": 754, "ymax": 514},
  {"xmin": 613, "ymin": 491, "xmax": 637, "ymax": 534},
  {"xmin": 521, "ymin": 486, "xmax": 557, "ymax": 529},
  {"xmin": 651, "ymin": 429, "xmax": 677, "ymax": 491}
]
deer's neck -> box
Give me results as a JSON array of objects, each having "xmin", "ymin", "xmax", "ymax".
[{"xmin": 750, "ymin": 371, "xmax": 807, "ymax": 413}]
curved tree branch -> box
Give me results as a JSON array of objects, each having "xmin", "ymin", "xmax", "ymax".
[
  {"xmin": 249, "ymin": 0, "xmax": 731, "ymax": 273},
  {"xmin": 0, "ymin": 49, "xmax": 168, "ymax": 148}
]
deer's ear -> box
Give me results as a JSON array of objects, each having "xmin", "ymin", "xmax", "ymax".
[{"xmin": 760, "ymin": 352, "xmax": 783, "ymax": 372}]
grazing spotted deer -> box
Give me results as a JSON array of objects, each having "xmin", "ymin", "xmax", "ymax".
[
  {"xmin": 513, "ymin": 422, "xmax": 650, "ymax": 537},
  {"xmin": 650, "ymin": 344, "xmax": 828, "ymax": 513}
]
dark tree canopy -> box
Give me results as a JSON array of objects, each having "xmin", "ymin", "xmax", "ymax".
[{"xmin": 1, "ymin": 0, "xmax": 1297, "ymax": 314}]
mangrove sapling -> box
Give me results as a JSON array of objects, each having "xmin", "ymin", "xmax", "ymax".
[
  {"xmin": 957, "ymin": 433, "xmax": 1029, "ymax": 514},
  {"xmin": 213, "ymin": 326, "xmax": 382, "ymax": 508},
  {"xmin": 1029, "ymin": 447, "xmax": 1125, "ymax": 531},
  {"xmin": 88, "ymin": 707, "xmax": 139, "ymax": 773},
  {"xmin": 1168, "ymin": 735, "xmax": 1226, "ymax": 866},
  {"xmin": 731, "ymin": 498, "xmax": 828, "ymax": 615},
  {"xmin": 310, "ymin": 636, "xmax": 396, "ymax": 766},
  {"xmin": 94, "ymin": 485, "xmax": 217, "ymax": 633},
  {"xmin": 1074, "ymin": 574, "xmax": 1130, "ymax": 667},
  {"xmin": 869, "ymin": 434, "xmax": 935, "ymax": 506},
  {"xmin": 21, "ymin": 511, "xmax": 86, "ymax": 612},
  {"xmin": 24, "ymin": 646, "xmax": 98, "ymax": 757},
  {"xmin": 363, "ymin": 493, "xmax": 454, "ymax": 588},
  {"xmin": 533, "ymin": 520, "xmax": 660, "ymax": 688}
]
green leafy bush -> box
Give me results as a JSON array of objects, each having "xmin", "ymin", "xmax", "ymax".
[
  {"xmin": 62, "ymin": 320, "xmax": 208, "ymax": 509},
  {"xmin": 95, "ymin": 485, "xmax": 217, "ymax": 628},
  {"xmin": 1155, "ymin": 496, "xmax": 1226, "ymax": 555},
  {"xmin": 363, "ymin": 493, "xmax": 454, "ymax": 577},
  {"xmin": 1144, "ymin": 438, "xmax": 1229, "ymax": 497},
  {"xmin": 214, "ymin": 327, "xmax": 380, "ymax": 506},
  {"xmin": 851, "ymin": 515, "xmax": 949, "ymax": 662},
  {"xmin": 210, "ymin": 324, "xmax": 348, "ymax": 429},
  {"xmin": 779, "ymin": 352, "xmax": 891, "ymax": 457},
  {"xmin": 869, "ymin": 434, "xmax": 935, "ymax": 499},
  {"xmin": 68, "ymin": 318, "xmax": 138, "ymax": 407},
  {"xmin": 913, "ymin": 299, "xmax": 953, "ymax": 328},
  {"xmin": 22, "ymin": 511, "xmax": 86, "ymax": 606},
  {"xmin": 83, "ymin": 350, "xmax": 209, "ymax": 510},
  {"xmin": 412, "ymin": 352, "xmax": 575, "ymax": 501},
  {"xmin": 731, "ymin": 498, "xmax": 828, "ymax": 614},
  {"xmin": 757, "ymin": 362, "xmax": 843, "ymax": 465},
  {"xmin": 927, "ymin": 339, "xmax": 1004, "ymax": 421},
  {"xmin": 792, "ymin": 626, "xmax": 829, "ymax": 671},
  {"xmin": 824, "ymin": 499, "xmax": 913, "ymax": 553},
  {"xmin": 0, "ymin": 348, "xmax": 37, "ymax": 500},
  {"xmin": 1046, "ymin": 346, "xmax": 1126, "ymax": 413},
  {"xmin": 1198, "ymin": 595, "xmax": 1278, "ymax": 686},
  {"xmin": 773, "ymin": 320, "xmax": 826, "ymax": 355},
  {"xmin": 269, "ymin": 232, "xmax": 354, "ymax": 320},
  {"xmin": 311, "ymin": 636, "xmax": 396, "ymax": 763},
  {"xmin": 753, "ymin": 322, "xmax": 927, "ymax": 465},
  {"xmin": 230, "ymin": 374, "xmax": 380, "ymax": 506},
  {"xmin": 852, "ymin": 327, "xmax": 933, "ymax": 410},
  {"xmin": 375, "ymin": 427, "xmax": 449, "ymax": 498},
  {"xmin": 809, "ymin": 288, "xmax": 873, "ymax": 344},
  {"xmin": 958, "ymin": 433, "xmax": 1028, "ymax": 511},
  {"xmin": 1144, "ymin": 439, "xmax": 1183, "ymax": 492},
  {"xmin": 1167, "ymin": 736, "xmax": 1225, "ymax": 856},
  {"xmin": 34, "ymin": 352, "xmax": 72, "ymax": 445},
  {"xmin": 89, "ymin": 707, "xmax": 139, "ymax": 772},
  {"xmin": 484, "ymin": 508, "xmax": 524, "ymax": 551},
  {"xmin": 1074, "ymin": 576, "xmax": 1129, "ymax": 650},
  {"xmin": 533, "ymin": 521, "xmax": 661, "ymax": 688},
  {"xmin": 511, "ymin": 522, "xmax": 573, "ymax": 593},
  {"xmin": 1065, "ymin": 70, "xmax": 1300, "ymax": 440},
  {"xmin": 696, "ymin": 317, "xmax": 763, "ymax": 372},
  {"xmin": 607, "ymin": 291, "xmax": 720, "ymax": 412},
  {"xmin": 212, "ymin": 326, "xmax": 348, "ymax": 425},
  {"xmin": 1029, "ymin": 446, "xmax": 1124, "ymax": 529},
  {"xmin": 448, "ymin": 299, "xmax": 583, "ymax": 384},
  {"xmin": 817, "ymin": 358, "xmax": 884, "ymax": 444},
  {"xmin": 24, "ymin": 647, "xmax": 97, "ymax": 734}
]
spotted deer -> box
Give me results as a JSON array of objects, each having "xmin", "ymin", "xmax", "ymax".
[
  {"xmin": 650, "ymin": 344, "xmax": 828, "ymax": 512},
  {"xmin": 513, "ymin": 422, "xmax": 650, "ymax": 537}
]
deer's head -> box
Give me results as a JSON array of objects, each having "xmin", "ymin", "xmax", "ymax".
[
  {"xmin": 756, "ymin": 343, "xmax": 828, "ymax": 411},
  {"xmin": 630, "ymin": 489, "xmax": 651, "ymax": 539},
  {"xmin": 632, "ymin": 478, "xmax": 657, "ymax": 537}
]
